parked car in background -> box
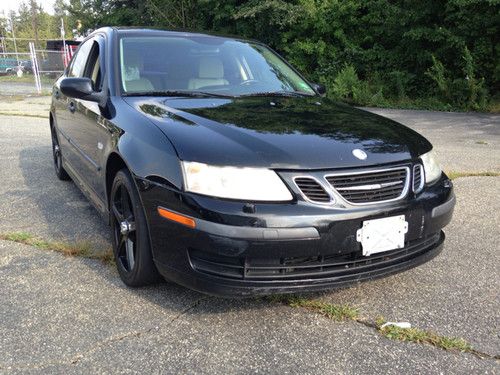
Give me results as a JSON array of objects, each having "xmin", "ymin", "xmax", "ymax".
[
  {"xmin": 50, "ymin": 27, "xmax": 455, "ymax": 296},
  {"xmin": 19, "ymin": 60, "xmax": 33, "ymax": 74},
  {"xmin": 0, "ymin": 58, "xmax": 20, "ymax": 74}
]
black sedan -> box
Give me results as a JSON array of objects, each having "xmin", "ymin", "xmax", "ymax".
[{"xmin": 50, "ymin": 27, "xmax": 455, "ymax": 296}]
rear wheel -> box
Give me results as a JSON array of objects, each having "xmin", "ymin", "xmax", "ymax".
[
  {"xmin": 51, "ymin": 126, "xmax": 70, "ymax": 181},
  {"xmin": 110, "ymin": 169, "xmax": 161, "ymax": 286}
]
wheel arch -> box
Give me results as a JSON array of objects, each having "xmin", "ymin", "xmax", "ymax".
[
  {"xmin": 105, "ymin": 151, "xmax": 129, "ymax": 207},
  {"xmin": 49, "ymin": 111, "xmax": 55, "ymax": 130}
]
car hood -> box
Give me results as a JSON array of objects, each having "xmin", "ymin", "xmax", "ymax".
[{"xmin": 123, "ymin": 96, "xmax": 431, "ymax": 169}]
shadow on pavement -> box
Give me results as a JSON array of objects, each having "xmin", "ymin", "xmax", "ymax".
[
  {"xmin": 18, "ymin": 145, "xmax": 111, "ymax": 247},
  {"xmin": 17, "ymin": 144, "xmax": 275, "ymax": 312}
]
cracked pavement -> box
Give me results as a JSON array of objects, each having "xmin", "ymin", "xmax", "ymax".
[{"xmin": 0, "ymin": 103, "xmax": 499, "ymax": 374}]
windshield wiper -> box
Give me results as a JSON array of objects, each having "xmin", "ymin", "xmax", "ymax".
[
  {"xmin": 238, "ymin": 91, "xmax": 314, "ymax": 98},
  {"xmin": 123, "ymin": 90, "xmax": 234, "ymax": 98}
]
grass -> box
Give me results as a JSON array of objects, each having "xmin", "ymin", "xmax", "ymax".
[
  {"xmin": 347, "ymin": 93, "xmax": 500, "ymax": 113},
  {"xmin": 1, "ymin": 231, "xmax": 493, "ymax": 358},
  {"xmin": 446, "ymin": 171, "xmax": 500, "ymax": 180},
  {"xmin": 0, "ymin": 73, "xmax": 56, "ymax": 84},
  {"xmin": 288, "ymin": 298, "xmax": 359, "ymax": 321},
  {"xmin": 0, "ymin": 111, "xmax": 48, "ymax": 118},
  {"xmin": 268, "ymin": 295, "xmax": 359, "ymax": 321},
  {"xmin": 376, "ymin": 318, "xmax": 472, "ymax": 352},
  {"xmin": 487, "ymin": 97, "xmax": 500, "ymax": 113},
  {"xmin": 0, "ymin": 231, "xmax": 113, "ymax": 264},
  {"xmin": 0, "ymin": 94, "xmax": 26, "ymax": 101},
  {"xmin": 268, "ymin": 295, "xmax": 486, "ymax": 356}
]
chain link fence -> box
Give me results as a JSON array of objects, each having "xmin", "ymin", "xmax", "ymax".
[{"xmin": 0, "ymin": 39, "xmax": 78, "ymax": 95}]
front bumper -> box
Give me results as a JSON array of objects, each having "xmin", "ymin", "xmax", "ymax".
[{"xmin": 139, "ymin": 174, "xmax": 455, "ymax": 297}]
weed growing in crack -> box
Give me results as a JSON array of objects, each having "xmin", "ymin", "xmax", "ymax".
[
  {"xmin": 0, "ymin": 232, "xmax": 113, "ymax": 264},
  {"xmin": 376, "ymin": 318, "xmax": 472, "ymax": 352},
  {"xmin": 446, "ymin": 171, "xmax": 500, "ymax": 180},
  {"xmin": 267, "ymin": 295, "xmax": 359, "ymax": 321}
]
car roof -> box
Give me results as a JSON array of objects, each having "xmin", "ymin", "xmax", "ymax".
[{"xmin": 93, "ymin": 26, "xmax": 259, "ymax": 44}]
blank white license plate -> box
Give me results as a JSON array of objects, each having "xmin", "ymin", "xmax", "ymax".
[{"xmin": 356, "ymin": 215, "xmax": 408, "ymax": 256}]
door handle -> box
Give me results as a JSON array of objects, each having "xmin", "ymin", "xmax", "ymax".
[
  {"xmin": 54, "ymin": 90, "xmax": 60, "ymax": 99},
  {"xmin": 68, "ymin": 101, "xmax": 76, "ymax": 113}
]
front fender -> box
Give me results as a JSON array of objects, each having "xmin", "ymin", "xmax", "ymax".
[{"xmin": 105, "ymin": 97, "xmax": 184, "ymax": 189}]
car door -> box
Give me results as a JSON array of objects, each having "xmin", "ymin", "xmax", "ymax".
[
  {"xmin": 55, "ymin": 38, "xmax": 95, "ymax": 175},
  {"xmin": 68, "ymin": 36, "xmax": 110, "ymax": 207},
  {"xmin": 57, "ymin": 36, "xmax": 109, "ymax": 210}
]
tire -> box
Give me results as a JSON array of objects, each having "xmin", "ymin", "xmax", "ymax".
[
  {"xmin": 110, "ymin": 169, "xmax": 161, "ymax": 286},
  {"xmin": 51, "ymin": 126, "xmax": 70, "ymax": 181}
]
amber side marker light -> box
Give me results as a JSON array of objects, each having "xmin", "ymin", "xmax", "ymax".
[{"xmin": 157, "ymin": 207, "xmax": 196, "ymax": 229}]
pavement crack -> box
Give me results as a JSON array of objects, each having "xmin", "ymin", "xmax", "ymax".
[
  {"xmin": 69, "ymin": 329, "xmax": 153, "ymax": 365},
  {"xmin": 0, "ymin": 297, "xmax": 208, "ymax": 371},
  {"xmin": 354, "ymin": 318, "xmax": 499, "ymax": 361},
  {"xmin": 270, "ymin": 296, "xmax": 500, "ymax": 362},
  {"xmin": 166, "ymin": 296, "xmax": 208, "ymax": 326},
  {"xmin": 70, "ymin": 296, "xmax": 207, "ymax": 365}
]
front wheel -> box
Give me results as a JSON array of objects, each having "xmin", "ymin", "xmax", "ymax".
[
  {"xmin": 51, "ymin": 126, "xmax": 70, "ymax": 181},
  {"xmin": 110, "ymin": 169, "xmax": 161, "ymax": 286}
]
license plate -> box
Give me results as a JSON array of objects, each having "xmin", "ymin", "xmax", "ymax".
[{"xmin": 356, "ymin": 215, "xmax": 408, "ymax": 256}]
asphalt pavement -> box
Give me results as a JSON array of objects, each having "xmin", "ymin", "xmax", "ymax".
[
  {"xmin": 0, "ymin": 103, "xmax": 499, "ymax": 374},
  {"xmin": 0, "ymin": 81, "xmax": 52, "ymax": 95}
]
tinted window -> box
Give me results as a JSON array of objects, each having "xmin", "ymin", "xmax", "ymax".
[{"xmin": 119, "ymin": 36, "xmax": 315, "ymax": 96}]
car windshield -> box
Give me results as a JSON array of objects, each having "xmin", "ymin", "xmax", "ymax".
[{"xmin": 119, "ymin": 35, "xmax": 315, "ymax": 97}]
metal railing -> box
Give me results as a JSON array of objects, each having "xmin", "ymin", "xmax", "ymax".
[{"xmin": 0, "ymin": 42, "xmax": 75, "ymax": 94}]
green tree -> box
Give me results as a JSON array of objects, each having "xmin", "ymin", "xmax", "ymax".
[{"xmin": 36, "ymin": 0, "xmax": 500, "ymax": 110}]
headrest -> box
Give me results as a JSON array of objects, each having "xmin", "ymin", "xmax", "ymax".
[
  {"xmin": 124, "ymin": 51, "xmax": 143, "ymax": 69},
  {"xmin": 198, "ymin": 57, "xmax": 224, "ymax": 79},
  {"xmin": 122, "ymin": 50, "xmax": 144, "ymax": 82}
]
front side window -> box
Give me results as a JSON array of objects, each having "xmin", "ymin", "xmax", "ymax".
[
  {"xmin": 68, "ymin": 39, "xmax": 93, "ymax": 78},
  {"xmin": 86, "ymin": 43, "xmax": 102, "ymax": 91},
  {"xmin": 118, "ymin": 36, "xmax": 315, "ymax": 96}
]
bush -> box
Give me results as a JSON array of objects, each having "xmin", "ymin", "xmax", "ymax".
[
  {"xmin": 425, "ymin": 47, "xmax": 488, "ymax": 111},
  {"xmin": 386, "ymin": 71, "xmax": 414, "ymax": 101},
  {"xmin": 331, "ymin": 64, "xmax": 361, "ymax": 101},
  {"xmin": 328, "ymin": 65, "xmax": 389, "ymax": 107},
  {"xmin": 426, "ymin": 56, "xmax": 450, "ymax": 101}
]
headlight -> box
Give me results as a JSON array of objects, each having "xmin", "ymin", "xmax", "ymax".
[
  {"xmin": 181, "ymin": 161, "xmax": 293, "ymax": 201},
  {"xmin": 420, "ymin": 150, "xmax": 442, "ymax": 184}
]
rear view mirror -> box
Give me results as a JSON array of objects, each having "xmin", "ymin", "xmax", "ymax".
[
  {"xmin": 60, "ymin": 77, "xmax": 100, "ymax": 102},
  {"xmin": 311, "ymin": 83, "xmax": 327, "ymax": 96}
]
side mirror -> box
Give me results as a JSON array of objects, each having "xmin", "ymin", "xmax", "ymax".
[
  {"xmin": 311, "ymin": 83, "xmax": 327, "ymax": 96},
  {"xmin": 60, "ymin": 77, "xmax": 100, "ymax": 102}
]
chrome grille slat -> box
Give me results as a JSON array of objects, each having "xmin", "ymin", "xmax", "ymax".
[
  {"xmin": 332, "ymin": 171, "xmax": 406, "ymax": 182},
  {"xmin": 294, "ymin": 177, "xmax": 331, "ymax": 203},
  {"xmin": 413, "ymin": 164, "xmax": 424, "ymax": 193},
  {"xmin": 325, "ymin": 166, "xmax": 410, "ymax": 204},
  {"xmin": 288, "ymin": 165, "xmax": 416, "ymax": 206}
]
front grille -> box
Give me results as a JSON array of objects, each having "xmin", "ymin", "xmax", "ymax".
[
  {"xmin": 294, "ymin": 177, "xmax": 331, "ymax": 203},
  {"xmin": 189, "ymin": 234, "xmax": 441, "ymax": 281},
  {"xmin": 326, "ymin": 167, "xmax": 409, "ymax": 204},
  {"xmin": 413, "ymin": 164, "xmax": 424, "ymax": 193}
]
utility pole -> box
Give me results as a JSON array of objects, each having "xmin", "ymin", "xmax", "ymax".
[
  {"xmin": 29, "ymin": 0, "xmax": 39, "ymax": 50},
  {"xmin": 61, "ymin": 17, "xmax": 69, "ymax": 66},
  {"xmin": 0, "ymin": 13, "xmax": 6, "ymax": 58},
  {"xmin": 8, "ymin": 15, "xmax": 19, "ymax": 63}
]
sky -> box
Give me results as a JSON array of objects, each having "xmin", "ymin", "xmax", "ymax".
[{"xmin": 0, "ymin": 0, "xmax": 57, "ymax": 16}]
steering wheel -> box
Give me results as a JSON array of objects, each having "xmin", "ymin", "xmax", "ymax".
[{"xmin": 239, "ymin": 79, "xmax": 259, "ymax": 86}]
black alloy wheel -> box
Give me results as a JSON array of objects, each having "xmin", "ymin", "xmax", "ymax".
[
  {"xmin": 51, "ymin": 126, "xmax": 70, "ymax": 180},
  {"xmin": 110, "ymin": 169, "xmax": 161, "ymax": 286}
]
